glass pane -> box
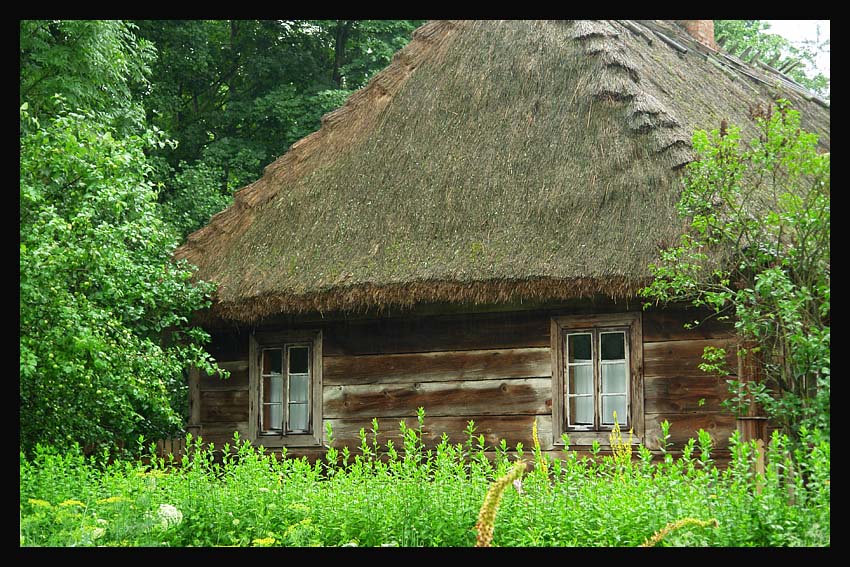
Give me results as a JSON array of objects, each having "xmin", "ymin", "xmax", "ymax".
[
  {"xmin": 288, "ymin": 403, "xmax": 308, "ymax": 432},
  {"xmin": 602, "ymin": 396, "xmax": 627, "ymax": 425},
  {"xmin": 263, "ymin": 349, "xmax": 282, "ymax": 374},
  {"xmin": 568, "ymin": 333, "xmax": 592, "ymax": 362},
  {"xmin": 289, "ymin": 346, "xmax": 309, "ymax": 374},
  {"xmin": 263, "ymin": 403, "xmax": 282, "ymax": 432},
  {"xmin": 264, "ymin": 374, "xmax": 283, "ymax": 404},
  {"xmin": 602, "ymin": 362, "xmax": 627, "ymax": 393},
  {"xmin": 569, "ymin": 364, "xmax": 593, "ymax": 394},
  {"xmin": 289, "ymin": 374, "xmax": 309, "ymax": 403},
  {"xmin": 601, "ymin": 332, "xmax": 625, "ymax": 360},
  {"xmin": 569, "ymin": 396, "xmax": 593, "ymax": 425}
]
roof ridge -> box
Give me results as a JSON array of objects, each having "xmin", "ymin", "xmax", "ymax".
[{"xmin": 639, "ymin": 20, "xmax": 829, "ymax": 108}]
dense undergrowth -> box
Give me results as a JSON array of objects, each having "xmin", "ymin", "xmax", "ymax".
[{"xmin": 19, "ymin": 412, "xmax": 830, "ymax": 547}]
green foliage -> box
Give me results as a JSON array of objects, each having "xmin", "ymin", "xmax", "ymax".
[
  {"xmin": 641, "ymin": 102, "xmax": 830, "ymax": 445},
  {"xmin": 19, "ymin": 99, "xmax": 224, "ymax": 455},
  {"xmin": 714, "ymin": 20, "xmax": 830, "ymax": 98},
  {"xmin": 20, "ymin": 418, "xmax": 830, "ymax": 547},
  {"xmin": 20, "ymin": 20, "xmax": 156, "ymax": 134},
  {"xmin": 134, "ymin": 19, "xmax": 423, "ymax": 239},
  {"xmin": 20, "ymin": 19, "xmax": 230, "ymax": 455}
]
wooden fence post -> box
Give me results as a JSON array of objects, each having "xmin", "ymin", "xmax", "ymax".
[
  {"xmin": 187, "ymin": 366, "xmax": 202, "ymax": 440},
  {"xmin": 737, "ymin": 340, "xmax": 768, "ymax": 487}
]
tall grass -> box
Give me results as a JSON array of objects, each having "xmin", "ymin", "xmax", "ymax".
[{"xmin": 19, "ymin": 412, "xmax": 830, "ymax": 547}]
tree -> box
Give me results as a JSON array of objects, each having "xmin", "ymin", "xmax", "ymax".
[
  {"xmin": 20, "ymin": 20, "xmax": 156, "ymax": 135},
  {"xmin": 714, "ymin": 20, "xmax": 830, "ymax": 99},
  {"xmin": 641, "ymin": 101, "xmax": 829, "ymax": 446},
  {"xmin": 19, "ymin": 20, "xmax": 224, "ymax": 455},
  {"xmin": 134, "ymin": 19, "xmax": 424, "ymax": 239}
]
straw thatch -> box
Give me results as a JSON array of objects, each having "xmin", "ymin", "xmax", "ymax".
[{"xmin": 174, "ymin": 20, "xmax": 830, "ymax": 323}]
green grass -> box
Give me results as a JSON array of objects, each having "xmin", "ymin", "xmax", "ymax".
[{"xmin": 19, "ymin": 413, "xmax": 830, "ymax": 547}]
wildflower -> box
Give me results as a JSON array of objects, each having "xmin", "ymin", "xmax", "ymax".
[
  {"xmin": 59, "ymin": 499, "xmax": 85, "ymax": 507},
  {"xmin": 97, "ymin": 496, "xmax": 129, "ymax": 504},
  {"xmin": 252, "ymin": 537, "xmax": 276, "ymax": 546},
  {"xmin": 258, "ymin": 487, "xmax": 269, "ymax": 493},
  {"xmin": 27, "ymin": 498, "xmax": 52, "ymax": 508},
  {"xmin": 91, "ymin": 527, "xmax": 106, "ymax": 540},
  {"xmin": 157, "ymin": 504, "xmax": 183, "ymax": 530},
  {"xmin": 475, "ymin": 460, "xmax": 526, "ymax": 547},
  {"xmin": 512, "ymin": 479, "xmax": 524, "ymax": 495},
  {"xmin": 640, "ymin": 517, "xmax": 719, "ymax": 547}
]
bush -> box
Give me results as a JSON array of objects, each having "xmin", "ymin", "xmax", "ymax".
[{"xmin": 19, "ymin": 415, "xmax": 830, "ymax": 547}]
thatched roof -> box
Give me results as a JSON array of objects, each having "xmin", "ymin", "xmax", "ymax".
[{"xmin": 175, "ymin": 20, "xmax": 830, "ymax": 323}]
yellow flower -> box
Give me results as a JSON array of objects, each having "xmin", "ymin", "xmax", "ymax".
[
  {"xmin": 97, "ymin": 496, "xmax": 129, "ymax": 504},
  {"xmin": 59, "ymin": 499, "xmax": 86, "ymax": 507},
  {"xmin": 27, "ymin": 498, "xmax": 52, "ymax": 508},
  {"xmin": 252, "ymin": 537, "xmax": 276, "ymax": 546}
]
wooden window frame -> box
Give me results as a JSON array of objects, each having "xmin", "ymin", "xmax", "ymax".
[
  {"xmin": 249, "ymin": 329, "xmax": 323, "ymax": 448},
  {"xmin": 551, "ymin": 313, "xmax": 644, "ymax": 446}
]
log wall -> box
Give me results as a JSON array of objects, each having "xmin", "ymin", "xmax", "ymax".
[{"xmin": 193, "ymin": 307, "xmax": 737, "ymax": 459}]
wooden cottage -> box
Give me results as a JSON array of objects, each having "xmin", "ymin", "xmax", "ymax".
[{"xmin": 174, "ymin": 20, "xmax": 830, "ymax": 461}]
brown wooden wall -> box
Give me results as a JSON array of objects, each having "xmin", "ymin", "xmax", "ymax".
[
  {"xmin": 192, "ymin": 306, "xmax": 737, "ymax": 460},
  {"xmin": 641, "ymin": 311, "xmax": 737, "ymax": 451}
]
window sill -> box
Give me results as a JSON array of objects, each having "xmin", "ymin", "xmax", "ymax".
[
  {"xmin": 253, "ymin": 434, "xmax": 322, "ymax": 448},
  {"xmin": 555, "ymin": 431, "xmax": 644, "ymax": 447}
]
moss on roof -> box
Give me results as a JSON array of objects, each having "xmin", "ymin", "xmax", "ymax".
[{"xmin": 175, "ymin": 20, "xmax": 830, "ymax": 323}]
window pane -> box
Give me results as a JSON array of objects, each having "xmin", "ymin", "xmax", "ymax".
[
  {"xmin": 263, "ymin": 400, "xmax": 283, "ymax": 432},
  {"xmin": 602, "ymin": 395, "xmax": 627, "ymax": 425},
  {"xmin": 601, "ymin": 332, "xmax": 625, "ymax": 360},
  {"xmin": 289, "ymin": 346, "xmax": 309, "ymax": 374},
  {"xmin": 602, "ymin": 362, "xmax": 626, "ymax": 393},
  {"xmin": 264, "ymin": 374, "xmax": 283, "ymax": 404},
  {"xmin": 568, "ymin": 333, "xmax": 592, "ymax": 362},
  {"xmin": 262, "ymin": 373, "xmax": 283, "ymax": 432},
  {"xmin": 267, "ymin": 404, "xmax": 283, "ymax": 431},
  {"xmin": 289, "ymin": 374, "xmax": 309, "ymax": 403},
  {"xmin": 288, "ymin": 403, "xmax": 308, "ymax": 432},
  {"xmin": 263, "ymin": 349, "xmax": 282, "ymax": 374},
  {"xmin": 569, "ymin": 364, "xmax": 593, "ymax": 394},
  {"xmin": 569, "ymin": 396, "xmax": 593, "ymax": 425}
]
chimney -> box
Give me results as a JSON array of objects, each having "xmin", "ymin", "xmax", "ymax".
[{"xmin": 676, "ymin": 20, "xmax": 718, "ymax": 50}]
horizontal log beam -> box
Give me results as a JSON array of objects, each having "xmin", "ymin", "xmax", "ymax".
[
  {"xmin": 324, "ymin": 377, "xmax": 552, "ymax": 419},
  {"xmin": 324, "ymin": 347, "xmax": 550, "ymax": 386}
]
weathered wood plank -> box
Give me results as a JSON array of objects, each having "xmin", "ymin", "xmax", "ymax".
[
  {"xmin": 206, "ymin": 329, "xmax": 251, "ymax": 362},
  {"xmin": 323, "ymin": 377, "xmax": 552, "ymax": 419},
  {"xmin": 188, "ymin": 367, "xmax": 201, "ymax": 428},
  {"xmin": 644, "ymin": 412, "xmax": 736, "ymax": 451},
  {"xmin": 643, "ymin": 309, "xmax": 735, "ymax": 343},
  {"xmin": 322, "ymin": 311, "xmax": 550, "ymax": 356},
  {"xmin": 324, "ymin": 347, "xmax": 550, "ymax": 386},
  {"xmin": 200, "ymin": 390, "xmax": 250, "ymax": 423},
  {"xmin": 644, "ymin": 374, "xmax": 730, "ymax": 413},
  {"xmin": 200, "ymin": 361, "xmax": 249, "ymax": 391},
  {"xmin": 197, "ymin": 422, "xmax": 250, "ymax": 449},
  {"xmin": 644, "ymin": 339, "xmax": 738, "ymax": 379},
  {"xmin": 324, "ymin": 415, "xmax": 554, "ymax": 451}
]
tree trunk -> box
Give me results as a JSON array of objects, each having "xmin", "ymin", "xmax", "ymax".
[{"xmin": 332, "ymin": 20, "xmax": 355, "ymax": 87}]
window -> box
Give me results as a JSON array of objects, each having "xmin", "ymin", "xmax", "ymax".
[
  {"xmin": 249, "ymin": 330, "xmax": 322, "ymax": 447},
  {"xmin": 551, "ymin": 313, "xmax": 643, "ymax": 445}
]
